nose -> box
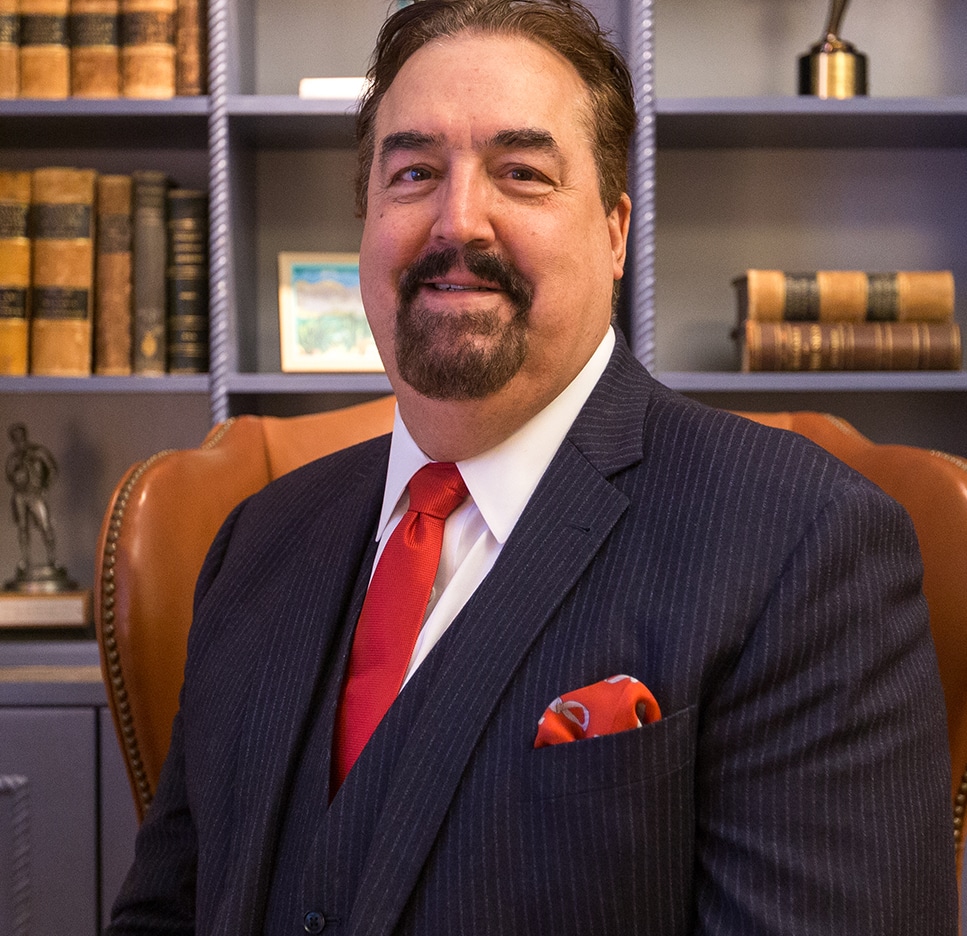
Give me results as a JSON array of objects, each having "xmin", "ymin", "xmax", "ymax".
[{"xmin": 429, "ymin": 167, "xmax": 495, "ymax": 249}]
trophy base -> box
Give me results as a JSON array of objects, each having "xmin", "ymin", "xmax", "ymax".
[
  {"xmin": 4, "ymin": 564, "xmax": 79, "ymax": 595},
  {"xmin": 799, "ymin": 39, "xmax": 868, "ymax": 99}
]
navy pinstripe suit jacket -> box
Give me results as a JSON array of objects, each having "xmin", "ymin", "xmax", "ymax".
[{"xmin": 109, "ymin": 335, "xmax": 957, "ymax": 935}]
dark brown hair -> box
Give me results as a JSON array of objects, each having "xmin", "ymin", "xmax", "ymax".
[{"xmin": 355, "ymin": 0, "xmax": 636, "ymax": 216}]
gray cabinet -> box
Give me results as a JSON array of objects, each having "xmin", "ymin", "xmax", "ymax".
[{"xmin": 0, "ymin": 642, "xmax": 138, "ymax": 936}]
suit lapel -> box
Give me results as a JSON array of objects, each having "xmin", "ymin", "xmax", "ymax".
[
  {"xmin": 348, "ymin": 336, "xmax": 659, "ymax": 935},
  {"xmin": 216, "ymin": 441, "xmax": 388, "ymax": 930}
]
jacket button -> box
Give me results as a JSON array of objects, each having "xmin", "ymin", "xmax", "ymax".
[{"xmin": 304, "ymin": 911, "xmax": 325, "ymax": 933}]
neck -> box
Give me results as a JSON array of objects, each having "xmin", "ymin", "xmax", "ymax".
[
  {"xmin": 390, "ymin": 322, "xmax": 615, "ymax": 462},
  {"xmin": 395, "ymin": 384, "xmax": 555, "ymax": 462}
]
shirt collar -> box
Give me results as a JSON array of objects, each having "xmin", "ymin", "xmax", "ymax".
[{"xmin": 378, "ymin": 326, "xmax": 615, "ymax": 544}]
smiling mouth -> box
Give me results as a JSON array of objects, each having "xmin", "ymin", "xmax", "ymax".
[{"xmin": 399, "ymin": 246, "xmax": 533, "ymax": 312}]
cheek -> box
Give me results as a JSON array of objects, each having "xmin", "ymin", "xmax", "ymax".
[
  {"xmin": 361, "ymin": 210, "xmax": 424, "ymax": 280},
  {"xmin": 359, "ymin": 233, "xmax": 398, "ymax": 346}
]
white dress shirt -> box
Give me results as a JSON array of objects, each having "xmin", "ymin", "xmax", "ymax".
[{"xmin": 372, "ymin": 327, "xmax": 616, "ymax": 688}]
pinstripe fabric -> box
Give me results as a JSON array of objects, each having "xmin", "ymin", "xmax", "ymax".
[{"xmin": 107, "ymin": 335, "xmax": 957, "ymax": 935}]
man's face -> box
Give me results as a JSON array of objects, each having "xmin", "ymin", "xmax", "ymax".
[{"xmin": 359, "ymin": 31, "xmax": 630, "ymax": 409}]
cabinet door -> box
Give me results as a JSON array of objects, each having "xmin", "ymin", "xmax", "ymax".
[
  {"xmin": 99, "ymin": 707, "xmax": 138, "ymax": 930},
  {"xmin": 0, "ymin": 707, "xmax": 98, "ymax": 936}
]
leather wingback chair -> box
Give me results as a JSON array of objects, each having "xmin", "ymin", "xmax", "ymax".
[
  {"xmin": 95, "ymin": 394, "xmax": 397, "ymax": 822},
  {"xmin": 737, "ymin": 410, "xmax": 967, "ymax": 886},
  {"xmin": 96, "ymin": 402, "xmax": 967, "ymax": 895}
]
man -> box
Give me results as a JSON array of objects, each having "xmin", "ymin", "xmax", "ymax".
[{"xmin": 108, "ymin": 1, "xmax": 957, "ymax": 933}]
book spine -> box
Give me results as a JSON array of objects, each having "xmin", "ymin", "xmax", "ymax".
[
  {"xmin": 734, "ymin": 269, "xmax": 955, "ymax": 323},
  {"xmin": 131, "ymin": 169, "xmax": 167, "ymax": 374},
  {"xmin": 29, "ymin": 166, "xmax": 97, "ymax": 376},
  {"xmin": 19, "ymin": 0, "xmax": 70, "ymax": 97},
  {"xmin": 69, "ymin": 0, "xmax": 119, "ymax": 97},
  {"xmin": 0, "ymin": 0, "xmax": 18, "ymax": 98},
  {"xmin": 94, "ymin": 173, "xmax": 132, "ymax": 374},
  {"xmin": 119, "ymin": 0, "xmax": 174, "ymax": 98},
  {"xmin": 165, "ymin": 187, "xmax": 207, "ymax": 372},
  {"xmin": 0, "ymin": 170, "xmax": 31, "ymax": 375},
  {"xmin": 174, "ymin": 0, "xmax": 204, "ymax": 95},
  {"xmin": 740, "ymin": 320, "xmax": 964, "ymax": 372}
]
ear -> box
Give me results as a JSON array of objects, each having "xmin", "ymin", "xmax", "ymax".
[{"xmin": 607, "ymin": 193, "xmax": 632, "ymax": 280}]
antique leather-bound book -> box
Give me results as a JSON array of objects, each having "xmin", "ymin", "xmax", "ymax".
[
  {"xmin": 29, "ymin": 166, "xmax": 97, "ymax": 375},
  {"xmin": 0, "ymin": 170, "xmax": 31, "ymax": 375},
  {"xmin": 20, "ymin": 0, "xmax": 70, "ymax": 97},
  {"xmin": 94, "ymin": 173, "xmax": 133, "ymax": 374},
  {"xmin": 131, "ymin": 169, "xmax": 168, "ymax": 374},
  {"xmin": 120, "ymin": 0, "xmax": 175, "ymax": 97},
  {"xmin": 165, "ymin": 187, "xmax": 208, "ymax": 373},
  {"xmin": 0, "ymin": 0, "xmax": 18, "ymax": 98},
  {"xmin": 175, "ymin": 0, "xmax": 205, "ymax": 95},
  {"xmin": 739, "ymin": 319, "xmax": 963, "ymax": 372},
  {"xmin": 733, "ymin": 269, "xmax": 956, "ymax": 324},
  {"xmin": 70, "ymin": 0, "xmax": 121, "ymax": 97}
]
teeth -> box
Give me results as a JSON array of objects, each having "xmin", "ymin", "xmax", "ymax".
[{"xmin": 431, "ymin": 283, "xmax": 489, "ymax": 291}]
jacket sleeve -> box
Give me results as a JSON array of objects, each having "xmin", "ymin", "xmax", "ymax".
[
  {"xmin": 692, "ymin": 474, "xmax": 958, "ymax": 934},
  {"xmin": 104, "ymin": 504, "xmax": 244, "ymax": 935}
]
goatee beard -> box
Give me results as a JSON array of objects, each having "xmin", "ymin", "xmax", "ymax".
[{"xmin": 394, "ymin": 247, "xmax": 533, "ymax": 401}]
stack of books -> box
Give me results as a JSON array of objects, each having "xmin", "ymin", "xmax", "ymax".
[
  {"xmin": 0, "ymin": 0, "xmax": 206, "ymax": 99},
  {"xmin": 732, "ymin": 269, "xmax": 963, "ymax": 372},
  {"xmin": 0, "ymin": 166, "xmax": 209, "ymax": 377}
]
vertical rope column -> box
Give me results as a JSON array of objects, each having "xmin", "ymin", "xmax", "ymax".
[
  {"xmin": 629, "ymin": 0, "xmax": 657, "ymax": 371},
  {"xmin": 206, "ymin": 0, "xmax": 231, "ymax": 425}
]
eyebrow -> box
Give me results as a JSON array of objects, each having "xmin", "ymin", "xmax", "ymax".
[
  {"xmin": 379, "ymin": 130, "xmax": 443, "ymax": 159},
  {"xmin": 377, "ymin": 127, "xmax": 563, "ymax": 167},
  {"xmin": 488, "ymin": 128, "xmax": 561, "ymax": 155},
  {"xmin": 377, "ymin": 130, "xmax": 441, "ymax": 168}
]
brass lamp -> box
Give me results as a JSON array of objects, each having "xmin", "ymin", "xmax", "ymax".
[{"xmin": 799, "ymin": 0, "xmax": 868, "ymax": 99}]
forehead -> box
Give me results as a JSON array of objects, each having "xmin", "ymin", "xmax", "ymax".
[{"xmin": 374, "ymin": 32, "xmax": 593, "ymax": 146}]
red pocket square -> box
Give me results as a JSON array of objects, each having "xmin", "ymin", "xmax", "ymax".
[{"xmin": 534, "ymin": 674, "xmax": 661, "ymax": 748}]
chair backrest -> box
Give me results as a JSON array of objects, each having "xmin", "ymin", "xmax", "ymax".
[
  {"xmin": 95, "ymin": 395, "xmax": 397, "ymax": 821},
  {"xmin": 97, "ymin": 399, "xmax": 967, "ymax": 886},
  {"xmin": 737, "ymin": 410, "xmax": 967, "ymax": 884}
]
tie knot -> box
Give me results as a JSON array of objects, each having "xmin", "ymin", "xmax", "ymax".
[{"xmin": 407, "ymin": 462, "xmax": 468, "ymax": 519}]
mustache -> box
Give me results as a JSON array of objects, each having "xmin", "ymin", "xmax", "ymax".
[{"xmin": 398, "ymin": 247, "xmax": 533, "ymax": 312}]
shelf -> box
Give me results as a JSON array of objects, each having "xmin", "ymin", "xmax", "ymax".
[
  {"xmin": 659, "ymin": 371, "xmax": 967, "ymax": 393},
  {"xmin": 0, "ymin": 98, "xmax": 210, "ymax": 149},
  {"xmin": 657, "ymin": 96, "xmax": 967, "ymax": 148},
  {"xmin": 0, "ymin": 638, "xmax": 103, "ymax": 706},
  {"xmin": 227, "ymin": 95, "xmax": 357, "ymax": 148},
  {"xmin": 215, "ymin": 94, "xmax": 967, "ymax": 151},
  {"xmin": 227, "ymin": 372, "xmax": 393, "ymax": 394},
  {"xmin": 0, "ymin": 375, "xmax": 210, "ymax": 394}
]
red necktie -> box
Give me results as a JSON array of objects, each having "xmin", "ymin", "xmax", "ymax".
[{"xmin": 332, "ymin": 461, "xmax": 468, "ymax": 789}]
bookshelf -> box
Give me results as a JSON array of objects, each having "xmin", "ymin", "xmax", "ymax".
[
  {"xmin": 2, "ymin": 0, "xmax": 967, "ymax": 587},
  {"xmin": 650, "ymin": 0, "xmax": 967, "ymax": 455}
]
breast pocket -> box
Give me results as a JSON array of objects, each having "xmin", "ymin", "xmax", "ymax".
[
  {"xmin": 504, "ymin": 705, "xmax": 698, "ymax": 932},
  {"xmin": 518, "ymin": 704, "xmax": 697, "ymax": 801}
]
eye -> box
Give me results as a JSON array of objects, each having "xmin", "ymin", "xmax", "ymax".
[
  {"xmin": 500, "ymin": 163, "xmax": 555, "ymax": 192},
  {"xmin": 508, "ymin": 166, "xmax": 543, "ymax": 182},
  {"xmin": 393, "ymin": 166, "xmax": 433, "ymax": 184}
]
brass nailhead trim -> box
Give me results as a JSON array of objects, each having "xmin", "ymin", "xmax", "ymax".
[
  {"xmin": 954, "ymin": 763, "xmax": 967, "ymax": 850},
  {"xmin": 98, "ymin": 419, "xmax": 238, "ymax": 815}
]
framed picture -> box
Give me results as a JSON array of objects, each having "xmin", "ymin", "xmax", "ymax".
[{"xmin": 278, "ymin": 252, "xmax": 384, "ymax": 373}]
